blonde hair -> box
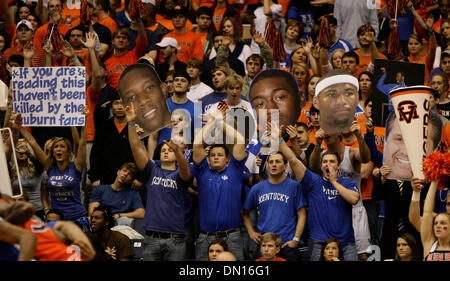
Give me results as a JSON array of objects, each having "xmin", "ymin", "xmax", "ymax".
[
  {"xmin": 261, "ymin": 232, "xmax": 282, "ymax": 247},
  {"xmin": 223, "ymin": 74, "xmax": 243, "ymax": 89},
  {"xmin": 10, "ymin": 139, "xmax": 36, "ymax": 181},
  {"xmin": 48, "ymin": 137, "xmax": 73, "ymax": 167}
]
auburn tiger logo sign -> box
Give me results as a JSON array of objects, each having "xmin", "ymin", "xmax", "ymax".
[{"xmin": 397, "ymin": 101, "xmax": 419, "ymax": 123}]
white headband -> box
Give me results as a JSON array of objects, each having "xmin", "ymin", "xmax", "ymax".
[{"xmin": 314, "ymin": 74, "xmax": 359, "ymax": 97}]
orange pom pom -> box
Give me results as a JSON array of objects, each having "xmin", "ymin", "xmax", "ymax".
[{"xmin": 423, "ymin": 151, "xmax": 450, "ymax": 182}]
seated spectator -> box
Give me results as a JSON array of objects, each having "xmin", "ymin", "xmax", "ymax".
[
  {"xmin": 89, "ymin": 163, "xmax": 145, "ymax": 226},
  {"xmin": 319, "ymin": 238, "xmax": 344, "ymax": 261},
  {"xmin": 255, "ymin": 233, "xmax": 287, "ymax": 261},
  {"xmin": 88, "ymin": 205, "xmax": 135, "ymax": 261},
  {"xmin": 392, "ymin": 233, "xmax": 421, "ymax": 261},
  {"xmin": 206, "ymin": 239, "xmax": 229, "ymax": 261}
]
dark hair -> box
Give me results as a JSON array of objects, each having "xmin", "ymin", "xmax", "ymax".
[
  {"xmin": 357, "ymin": 24, "xmax": 375, "ymax": 37},
  {"xmin": 206, "ymin": 239, "xmax": 229, "ymax": 261},
  {"xmin": 8, "ymin": 54, "xmax": 24, "ymax": 67},
  {"xmin": 267, "ymin": 152, "xmax": 287, "ymax": 164},
  {"xmin": 364, "ymin": 96, "xmax": 374, "ymax": 107},
  {"xmin": 67, "ymin": 27, "xmax": 86, "ymax": 39},
  {"xmin": 46, "ymin": 209, "xmax": 64, "ymax": 220},
  {"xmin": 324, "ymin": 15, "xmax": 337, "ymax": 26},
  {"xmin": 220, "ymin": 16, "xmax": 241, "ymax": 43},
  {"xmin": 96, "ymin": 0, "xmax": 111, "ymax": 13},
  {"xmin": 112, "ymin": 27, "xmax": 131, "ymax": 40},
  {"xmin": 358, "ymin": 71, "xmax": 375, "ymax": 99},
  {"xmin": 196, "ymin": 6, "xmax": 212, "ymax": 18},
  {"xmin": 342, "ymin": 51, "xmax": 360, "ymax": 65},
  {"xmin": 394, "ymin": 233, "xmax": 421, "ymax": 261},
  {"xmin": 310, "ymin": 104, "xmax": 319, "ymax": 114},
  {"xmin": 118, "ymin": 162, "xmax": 137, "ymax": 180},
  {"xmin": 209, "ymin": 144, "xmax": 229, "ymax": 157},
  {"xmin": 118, "ymin": 63, "xmax": 162, "ymax": 102},
  {"xmin": 319, "ymin": 238, "xmax": 344, "ymax": 261},
  {"xmin": 15, "ymin": 3, "xmax": 34, "ymax": 23},
  {"xmin": 296, "ymin": 121, "xmax": 309, "ymax": 131},
  {"xmin": 246, "ymin": 54, "xmax": 264, "ymax": 67},
  {"xmin": 93, "ymin": 205, "xmax": 115, "ymax": 229},
  {"xmin": 321, "ymin": 151, "xmax": 341, "ymax": 164},
  {"xmin": 187, "ymin": 58, "xmax": 205, "ymax": 73}
]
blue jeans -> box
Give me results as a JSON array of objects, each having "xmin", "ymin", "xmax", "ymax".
[
  {"xmin": 143, "ymin": 235, "xmax": 186, "ymax": 261},
  {"xmin": 310, "ymin": 240, "xmax": 358, "ymax": 261},
  {"xmin": 195, "ymin": 231, "xmax": 244, "ymax": 261}
]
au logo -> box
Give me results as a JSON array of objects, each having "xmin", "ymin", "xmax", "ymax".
[{"xmin": 397, "ymin": 100, "xmax": 419, "ymax": 124}]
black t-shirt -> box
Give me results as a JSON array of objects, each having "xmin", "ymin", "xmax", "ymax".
[{"xmin": 437, "ymin": 101, "xmax": 450, "ymax": 120}]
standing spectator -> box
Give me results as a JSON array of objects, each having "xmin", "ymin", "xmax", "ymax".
[
  {"xmin": 251, "ymin": 0, "xmax": 284, "ymax": 56},
  {"xmin": 88, "ymin": 205, "xmax": 135, "ymax": 261},
  {"xmin": 333, "ymin": 0, "xmax": 379, "ymax": 49},
  {"xmin": 421, "ymin": 178, "xmax": 450, "ymax": 261},
  {"xmin": 161, "ymin": 5, "xmax": 203, "ymax": 64},
  {"xmin": 155, "ymin": 37, "xmax": 187, "ymax": 85},
  {"xmin": 104, "ymin": 18, "xmax": 148, "ymax": 90},
  {"xmin": 125, "ymin": 101, "xmax": 192, "ymax": 261},
  {"xmin": 211, "ymin": 0, "xmax": 242, "ymax": 32},
  {"xmin": 319, "ymin": 238, "xmax": 344, "ymax": 261},
  {"xmin": 191, "ymin": 6, "xmax": 215, "ymax": 58},
  {"xmin": 323, "ymin": 15, "xmax": 353, "ymax": 59},
  {"xmin": 354, "ymin": 24, "xmax": 387, "ymax": 77},
  {"xmin": 92, "ymin": 0, "xmax": 118, "ymax": 35},
  {"xmin": 142, "ymin": 1, "xmax": 171, "ymax": 41},
  {"xmin": 126, "ymin": 17, "xmax": 159, "ymax": 61},
  {"xmin": 14, "ymin": 109, "xmax": 90, "ymax": 232},
  {"xmin": 88, "ymin": 163, "xmax": 145, "ymax": 226},
  {"xmin": 186, "ymin": 58, "xmax": 214, "ymax": 103},
  {"xmin": 89, "ymin": 92, "xmax": 135, "ymax": 186},
  {"xmin": 286, "ymin": 0, "xmax": 314, "ymax": 40},
  {"xmin": 3, "ymin": 20, "xmax": 39, "ymax": 66},
  {"xmin": 242, "ymin": 151, "xmax": 307, "ymax": 261},
  {"xmin": 60, "ymin": 27, "xmax": 92, "ymax": 77},
  {"xmin": 429, "ymin": 72, "xmax": 450, "ymax": 120},
  {"xmin": 199, "ymin": 66, "xmax": 230, "ymax": 113},
  {"xmin": 254, "ymin": 233, "xmax": 287, "ymax": 261},
  {"xmin": 192, "ymin": 109, "xmax": 253, "ymax": 261},
  {"xmin": 278, "ymin": 136, "xmax": 360, "ymax": 261}
]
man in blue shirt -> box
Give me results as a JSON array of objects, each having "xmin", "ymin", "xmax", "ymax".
[
  {"xmin": 126, "ymin": 101, "xmax": 192, "ymax": 261},
  {"xmin": 88, "ymin": 162, "xmax": 145, "ymax": 226},
  {"xmin": 277, "ymin": 135, "xmax": 360, "ymax": 261},
  {"xmin": 192, "ymin": 109, "xmax": 254, "ymax": 261},
  {"xmin": 242, "ymin": 152, "xmax": 307, "ymax": 261}
]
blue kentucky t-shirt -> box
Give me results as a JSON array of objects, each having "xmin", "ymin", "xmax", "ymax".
[
  {"xmin": 243, "ymin": 177, "xmax": 307, "ymax": 244},
  {"xmin": 301, "ymin": 169, "xmax": 358, "ymax": 244}
]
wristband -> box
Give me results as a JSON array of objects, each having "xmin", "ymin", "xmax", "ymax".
[
  {"xmin": 72, "ymin": 56, "xmax": 79, "ymax": 62},
  {"xmin": 279, "ymin": 138, "xmax": 284, "ymax": 144},
  {"xmin": 118, "ymin": 213, "xmax": 121, "ymax": 218},
  {"xmin": 128, "ymin": 122, "xmax": 136, "ymax": 127},
  {"xmin": 292, "ymin": 237, "xmax": 299, "ymax": 242},
  {"xmin": 315, "ymin": 141, "xmax": 322, "ymax": 147}
]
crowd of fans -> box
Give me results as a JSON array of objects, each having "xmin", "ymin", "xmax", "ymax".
[{"xmin": 0, "ymin": 0, "xmax": 449, "ymax": 262}]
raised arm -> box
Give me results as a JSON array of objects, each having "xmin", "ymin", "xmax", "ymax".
[
  {"xmin": 125, "ymin": 102, "xmax": 149, "ymax": 171},
  {"xmin": 408, "ymin": 178, "xmax": 424, "ymax": 232},
  {"xmin": 351, "ymin": 120, "xmax": 371, "ymax": 164},
  {"xmin": 74, "ymin": 108, "xmax": 88, "ymax": 172},
  {"xmin": 329, "ymin": 164, "xmax": 360, "ymax": 205},
  {"xmin": 0, "ymin": 220, "xmax": 36, "ymax": 261},
  {"xmin": 278, "ymin": 130, "xmax": 307, "ymax": 182},
  {"xmin": 82, "ymin": 32, "xmax": 103, "ymax": 94},
  {"xmin": 12, "ymin": 114, "xmax": 49, "ymax": 170},
  {"xmin": 222, "ymin": 120, "xmax": 247, "ymax": 162},
  {"xmin": 309, "ymin": 129, "xmax": 325, "ymax": 173},
  {"xmin": 164, "ymin": 139, "xmax": 191, "ymax": 182},
  {"xmin": 421, "ymin": 179, "xmax": 440, "ymax": 255},
  {"xmin": 52, "ymin": 221, "xmax": 96, "ymax": 261},
  {"xmin": 193, "ymin": 117, "xmax": 218, "ymax": 165}
]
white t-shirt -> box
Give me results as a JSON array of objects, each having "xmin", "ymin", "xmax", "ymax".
[
  {"xmin": 251, "ymin": 4, "xmax": 283, "ymax": 54},
  {"xmin": 187, "ymin": 82, "xmax": 214, "ymax": 103}
]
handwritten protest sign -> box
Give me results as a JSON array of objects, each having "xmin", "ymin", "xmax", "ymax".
[{"xmin": 12, "ymin": 67, "xmax": 86, "ymax": 126}]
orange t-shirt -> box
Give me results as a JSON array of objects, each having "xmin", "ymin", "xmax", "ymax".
[
  {"xmin": 192, "ymin": 0, "xmax": 235, "ymax": 8},
  {"xmin": 60, "ymin": 48, "xmax": 92, "ymax": 78},
  {"xmin": 97, "ymin": 16, "xmax": 118, "ymax": 35},
  {"xmin": 162, "ymin": 31, "xmax": 204, "ymax": 64},
  {"xmin": 104, "ymin": 36, "xmax": 148, "ymax": 89},
  {"xmin": 22, "ymin": 217, "xmax": 83, "ymax": 261},
  {"xmin": 155, "ymin": 14, "xmax": 194, "ymax": 31},
  {"xmin": 354, "ymin": 49, "xmax": 387, "ymax": 78},
  {"xmin": 361, "ymin": 162, "xmax": 375, "ymax": 200},
  {"xmin": 33, "ymin": 22, "xmax": 71, "ymax": 66},
  {"xmin": 62, "ymin": 3, "xmax": 81, "ymax": 28},
  {"xmin": 357, "ymin": 113, "xmax": 385, "ymax": 153},
  {"xmin": 212, "ymin": 7, "xmax": 227, "ymax": 31},
  {"xmin": 115, "ymin": 121, "xmax": 128, "ymax": 134},
  {"xmin": 3, "ymin": 45, "xmax": 41, "ymax": 66},
  {"xmin": 86, "ymin": 86, "xmax": 100, "ymax": 142},
  {"xmin": 255, "ymin": 256, "xmax": 287, "ymax": 261}
]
